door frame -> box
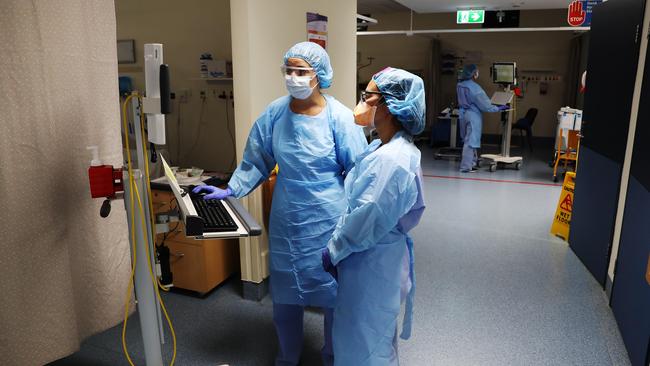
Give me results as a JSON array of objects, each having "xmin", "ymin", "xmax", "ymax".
[{"xmin": 606, "ymin": 0, "xmax": 650, "ymax": 298}]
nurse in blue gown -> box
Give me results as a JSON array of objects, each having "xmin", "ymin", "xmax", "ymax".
[
  {"xmin": 322, "ymin": 67, "xmax": 426, "ymax": 366},
  {"xmin": 456, "ymin": 64, "xmax": 507, "ymax": 172},
  {"xmin": 193, "ymin": 42, "xmax": 367, "ymax": 366}
]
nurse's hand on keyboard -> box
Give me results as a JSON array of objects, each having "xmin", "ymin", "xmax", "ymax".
[{"xmin": 192, "ymin": 185, "xmax": 233, "ymax": 200}]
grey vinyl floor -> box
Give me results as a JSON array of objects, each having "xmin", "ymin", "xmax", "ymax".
[{"xmin": 48, "ymin": 143, "xmax": 631, "ymax": 366}]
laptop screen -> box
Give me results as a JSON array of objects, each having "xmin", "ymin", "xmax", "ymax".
[
  {"xmin": 161, "ymin": 156, "xmax": 179, "ymax": 186},
  {"xmin": 160, "ymin": 155, "xmax": 198, "ymax": 217}
]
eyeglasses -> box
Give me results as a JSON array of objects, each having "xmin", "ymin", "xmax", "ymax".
[
  {"xmin": 360, "ymin": 90, "xmax": 394, "ymax": 103},
  {"xmin": 281, "ymin": 65, "xmax": 315, "ymax": 77}
]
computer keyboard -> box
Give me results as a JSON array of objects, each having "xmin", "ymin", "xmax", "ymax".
[{"xmin": 191, "ymin": 196, "xmax": 238, "ymax": 232}]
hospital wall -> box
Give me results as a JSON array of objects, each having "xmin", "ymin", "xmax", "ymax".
[
  {"xmin": 358, "ymin": 10, "xmax": 578, "ymax": 138},
  {"xmin": 115, "ymin": 0, "xmax": 236, "ymax": 172}
]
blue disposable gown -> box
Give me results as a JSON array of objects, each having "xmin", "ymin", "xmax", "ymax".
[
  {"xmin": 327, "ymin": 131, "xmax": 425, "ymax": 366},
  {"xmin": 228, "ymin": 95, "xmax": 367, "ymax": 307},
  {"xmin": 457, "ymin": 79, "xmax": 500, "ymax": 148}
]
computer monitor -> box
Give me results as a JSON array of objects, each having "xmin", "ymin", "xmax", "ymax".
[{"xmin": 492, "ymin": 62, "xmax": 517, "ymax": 85}]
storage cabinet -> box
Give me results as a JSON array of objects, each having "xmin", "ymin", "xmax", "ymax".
[{"xmin": 152, "ymin": 189, "xmax": 240, "ymax": 295}]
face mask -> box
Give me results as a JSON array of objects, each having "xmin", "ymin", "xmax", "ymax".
[
  {"xmin": 285, "ymin": 74, "xmax": 317, "ymax": 100},
  {"xmin": 353, "ymin": 101, "xmax": 377, "ymax": 128}
]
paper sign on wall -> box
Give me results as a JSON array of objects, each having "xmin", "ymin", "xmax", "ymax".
[{"xmin": 307, "ymin": 12, "xmax": 328, "ymax": 49}]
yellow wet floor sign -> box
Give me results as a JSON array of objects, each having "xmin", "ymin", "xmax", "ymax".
[{"xmin": 551, "ymin": 172, "xmax": 576, "ymax": 241}]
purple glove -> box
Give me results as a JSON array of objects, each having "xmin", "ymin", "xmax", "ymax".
[
  {"xmin": 192, "ymin": 185, "xmax": 233, "ymax": 200},
  {"xmin": 322, "ymin": 248, "xmax": 338, "ymax": 280},
  {"xmin": 498, "ymin": 105, "xmax": 510, "ymax": 111}
]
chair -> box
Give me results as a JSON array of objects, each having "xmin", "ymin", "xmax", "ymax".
[
  {"xmin": 552, "ymin": 129, "xmax": 581, "ymax": 182},
  {"xmin": 512, "ymin": 108, "xmax": 538, "ymax": 152}
]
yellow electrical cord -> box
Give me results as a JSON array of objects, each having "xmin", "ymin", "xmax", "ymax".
[
  {"xmin": 121, "ymin": 93, "xmax": 139, "ymax": 366},
  {"xmin": 140, "ymin": 116, "xmax": 170, "ymax": 294},
  {"xmin": 132, "ymin": 175, "xmax": 178, "ymax": 366},
  {"xmin": 135, "ymin": 108, "xmax": 169, "ymax": 293},
  {"xmin": 137, "ymin": 106, "xmax": 177, "ymax": 363},
  {"xmin": 120, "ymin": 93, "xmax": 177, "ymax": 366}
]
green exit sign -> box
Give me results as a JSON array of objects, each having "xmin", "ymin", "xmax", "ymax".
[{"xmin": 457, "ymin": 10, "xmax": 485, "ymax": 24}]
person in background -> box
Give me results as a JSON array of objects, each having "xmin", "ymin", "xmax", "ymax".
[
  {"xmin": 322, "ymin": 67, "xmax": 426, "ymax": 366},
  {"xmin": 457, "ymin": 64, "xmax": 508, "ymax": 173},
  {"xmin": 193, "ymin": 42, "xmax": 367, "ymax": 366}
]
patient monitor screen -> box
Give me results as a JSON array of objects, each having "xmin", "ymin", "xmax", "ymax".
[{"xmin": 493, "ymin": 63, "xmax": 516, "ymax": 84}]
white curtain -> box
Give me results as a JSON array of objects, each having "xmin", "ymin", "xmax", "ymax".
[{"xmin": 0, "ymin": 1, "xmax": 131, "ymax": 365}]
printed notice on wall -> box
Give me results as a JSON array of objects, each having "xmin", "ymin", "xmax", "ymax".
[{"xmin": 307, "ymin": 12, "xmax": 328, "ymax": 49}]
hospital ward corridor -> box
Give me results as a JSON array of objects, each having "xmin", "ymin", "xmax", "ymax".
[{"xmin": 49, "ymin": 146, "xmax": 630, "ymax": 366}]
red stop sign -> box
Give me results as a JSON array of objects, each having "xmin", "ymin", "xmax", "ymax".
[{"xmin": 568, "ymin": 0, "xmax": 586, "ymax": 26}]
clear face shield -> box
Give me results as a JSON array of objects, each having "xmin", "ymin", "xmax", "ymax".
[{"xmin": 280, "ymin": 65, "xmax": 315, "ymax": 78}]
